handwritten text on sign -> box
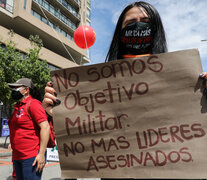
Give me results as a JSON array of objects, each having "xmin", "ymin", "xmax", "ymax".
[{"xmin": 51, "ymin": 49, "xmax": 207, "ymax": 178}]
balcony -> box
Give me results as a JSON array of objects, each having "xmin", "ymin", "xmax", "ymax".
[
  {"xmin": 67, "ymin": 0, "xmax": 80, "ymax": 9},
  {"xmin": 32, "ymin": 0, "xmax": 78, "ymax": 32},
  {"xmin": 57, "ymin": 0, "xmax": 80, "ymax": 21}
]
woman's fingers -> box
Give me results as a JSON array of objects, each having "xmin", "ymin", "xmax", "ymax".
[
  {"xmin": 45, "ymin": 86, "xmax": 56, "ymax": 95},
  {"xmin": 44, "ymin": 91, "xmax": 57, "ymax": 102},
  {"xmin": 42, "ymin": 97, "xmax": 53, "ymax": 116},
  {"xmin": 43, "ymin": 81, "xmax": 61, "ymax": 116},
  {"xmin": 200, "ymin": 72, "xmax": 207, "ymax": 78},
  {"xmin": 46, "ymin": 81, "xmax": 53, "ymax": 87}
]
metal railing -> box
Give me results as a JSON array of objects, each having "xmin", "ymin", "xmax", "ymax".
[{"xmin": 73, "ymin": 0, "xmax": 81, "ymax": 6}]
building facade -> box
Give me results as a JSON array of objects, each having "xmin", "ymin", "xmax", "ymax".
[
  {"xmin": 0, "ymin": 0, "xmax": 92, "ymax": 69},
  {"xmin": 0, "ymin": 0, "xmax": 91, "ymax": 136}
]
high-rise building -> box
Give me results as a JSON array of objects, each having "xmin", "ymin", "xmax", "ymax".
[{"xmin": 0, "ymin": 0, "xmax": 92, "ymax": 69}]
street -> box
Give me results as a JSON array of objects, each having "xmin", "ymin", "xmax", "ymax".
[
  {"xmin": 0, "ymin": 156, "xmax": 62, "ymax": 180},
  {"xmin": 0, "ymin": 137, "xmax": 100, "ymax": 180},
  {"xmin": 0, "ymin": 156, "xmax": 101, "ymax": 180}
]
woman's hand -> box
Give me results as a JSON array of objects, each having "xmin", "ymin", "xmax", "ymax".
[
  {"xmin": 200, "ymin": 72, "xmax": 207, "ymax": 96},
  {"xmin": 200, "ymin": 72, "xmax": 207, "ymax": 81},
  {"xmin": 32, "ymin": 153, "xmax": 45, "ymax": 173},
  {"xmin": 42, "ymin": 81, "xmax": 61, "ymax": 117}
]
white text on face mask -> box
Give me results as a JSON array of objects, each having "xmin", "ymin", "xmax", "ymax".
[{"xmin": 125, "ymin": 29, "xmax": 151, "ymax": 37}]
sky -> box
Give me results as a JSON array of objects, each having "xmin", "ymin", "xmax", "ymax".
[{"xmin": 89, "ymin": 0, "xmax": 207, "ymax": 71}]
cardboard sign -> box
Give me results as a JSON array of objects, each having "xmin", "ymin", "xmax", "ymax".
[{"xmin": 51, "ymin": 49, "xmax": 207, "ymax": 179}]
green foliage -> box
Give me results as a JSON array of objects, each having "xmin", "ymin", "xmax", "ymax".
[{"xmin": 0, "ymin": 32, "xmax": 50, "ymax": 117}]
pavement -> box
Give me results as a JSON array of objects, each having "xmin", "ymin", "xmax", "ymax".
[
  {"xmin": 0, "ymin": 136, "xmax": 12, "ymax": 157},
  {"xmin": 0, "ymin": 137, "xmax": 100, "ymax": 180},
  {"xmin": 0, "ymin": 136, "xmax": 63, "ymax": 179}
]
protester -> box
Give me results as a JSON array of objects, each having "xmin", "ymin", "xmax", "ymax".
[
  {"xmin": 8, "ymin": 78, "xmax": 50, "ymax": 180},
  {"xmin": 105, "ymin": 1, "xmax": 167, "ymax": 62},
  {"xmin": 42, "ymin": 2, "xmax": 167, "ymax": 180},
  {"xmin": 42, "ymin": 1, "xmax": 205, "ymax": 179},
  {"xmin": 43, "ymin": 1, "xmax": 168, "ymax": 115}
]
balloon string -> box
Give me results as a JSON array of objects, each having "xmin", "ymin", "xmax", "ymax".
[
  {"xmin": 82, "ymin": 25, "xmax": 88, "ymax": 49},
  {"xmin": 79, "ymin": 15, "xmax": 87, "ymax": 65},
  {"xmin": 37, "ymin": 3, "xmax": 77, "ymax": 64}
]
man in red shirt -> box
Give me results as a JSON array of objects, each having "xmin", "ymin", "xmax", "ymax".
[{"xmin": 8, "ymin": 78, "xmax": 50, "ymax": 180}]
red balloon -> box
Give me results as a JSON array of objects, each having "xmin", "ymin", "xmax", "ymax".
[{"xmin": 74, "ymin": 25, "xmax": 96, "ymax": 49}]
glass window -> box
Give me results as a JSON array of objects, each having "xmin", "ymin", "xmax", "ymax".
[
  {"xmin": 68, "ymin": 19, "xmax": 72, "ymax": 27},
  {"xmin": 24, "ymin": 0, "xmax": 27, "ymax": 9},
  {"xmin": 68, "ymin": 4, "xmax": 72, "ymax": 12},
  {"xmin": 49, "ymin": 4, "xmax": 55, "ymax": 15},
  {"xmin": 48, "ymin": 21, "xmax": 54, "ymax": 28},
  {"xmin": 71, "ymin": 23, "xmax": 76, "ymax": 30},
  {"xmin": 42, "ymin": 0, "xmax": 49, "ymax": 10},
  {"xmin": 41, "ymin": 16, "xmax": 48, "ymax": 24},
  {"xmin": 60, "ymin": 14, "xmax": 65, "ymax": 23},
  {"xmin": 33, "ymin": 11, "xmax": 41, "ymax": 20},
  {"xmin": 86, "ymin": 20, "xmax": 91, "ymax": 26},
  {"xmin": 56, "ymin": 26, "xmax": 60, "ymax": 32},
  {"xmin": 63, "ymin": 15, "xmax": 67, "ymax": 23},
  {"xmin": 52, "ymin": 23, "xmax": 56, "ymax": 29},
  {"xmin": 71, "ymin": 9, "xmax": 75, "ymax": 15},
  {"xmin": 60, "ymin": 29, "xmax": 66, "ymax": 37},
  {"xmin": 66, "ymin": 34, "xmax": 72, "ymax": 40},
  {"xmin": 65, "ymin": 18, "xmax": 69, "ymax": 26},
  {"xmin": 55, "ymin": 10, "xmax": 60, "ymax": 18},
  {"xmin": 86, "ymin": 8, "xmax": 91, "ymax": 19},
  {"xmin": 38, "ymin": 0, "xmax": 42, "ymax": 5},
  {"xmin": 48, "ymin": 63, "xmax": 60, "ymax": 70},
  {"xmin": 62, "ymin": 0, "xmax": 67, "ymax": 8}
]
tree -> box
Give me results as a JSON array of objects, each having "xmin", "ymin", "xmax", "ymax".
[{"xmin": 0, "ymin": 30, "xmax": 50, "ymax": 117}]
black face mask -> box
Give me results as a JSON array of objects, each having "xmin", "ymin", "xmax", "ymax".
[
  {"xmin": 11, "ymin": 90, "xmax": 23, "ymax": 101},
  {"xmin": 119, "ymin": 21, "xmax": 154, "ymax": 58}
]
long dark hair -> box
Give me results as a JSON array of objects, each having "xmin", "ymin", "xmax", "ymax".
[
  {"xmin": 105, "ymin": 1, "xmax": 168, "ymax": 62},
  {"xmin": 29, "ymin": 87, "xmax": 42, "ymax": 102}
]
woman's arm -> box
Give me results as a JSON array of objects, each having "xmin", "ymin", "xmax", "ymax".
[{"xmin": 32, "ymin": 121, "xmax": 50, "ymax": 173}]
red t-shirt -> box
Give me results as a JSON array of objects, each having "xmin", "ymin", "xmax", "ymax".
[{"xmin": 8, "ymin": 96, "xmax": 47, "ymax": 160}]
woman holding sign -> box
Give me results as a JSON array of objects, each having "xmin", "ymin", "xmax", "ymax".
[
  {"xmin": 43, "ymin": 1, "xmax": 168, "ymax": 115},
  {"xmin": 42, "ymin": 1, "xmax": 169, "ymax": 180},
  {"xmin": 43, "ymin": 2, "xmax": 207, "ymax": 180}
]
